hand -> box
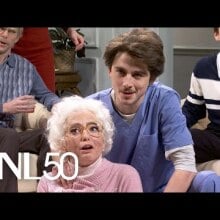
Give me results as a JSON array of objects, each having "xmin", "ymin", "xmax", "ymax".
[
  {"xmin": 3, "ymin": 95, "xmax": 36, "ymax": 114},
  {"xmin": 67, "ymin": 28, "xmax": 85, "ymax": 51},
  {"xmin": 51, "ymin": 157, "xmax": 75, "ymax": 189}
]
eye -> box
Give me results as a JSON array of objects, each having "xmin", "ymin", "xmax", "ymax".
[
  {"xmin": 70, "ymin": 127, "xmax": 81, "ymax": 135},
  {"xmin": 88, "ymin": 125, "xmax": 100, "ymax": 133},
  {"xmin": 115, "ymin": 67, "xmax": 126, "ymax": 76},
  {"xmin": 8, "ymin": 29, "xmax": 17, "ymax": 34},
  {"xmin": 132, "ymin": 71, "xmax": 146, "ymax": 79}
]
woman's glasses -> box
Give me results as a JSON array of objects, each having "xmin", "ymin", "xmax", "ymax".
[{"xmin": 68, "ymin": 122, "xmax": 103, "ymax": 138}]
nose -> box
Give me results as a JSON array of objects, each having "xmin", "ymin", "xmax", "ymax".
[
  {"xmin": 80, "ymin": 128, "xmax": 90, "ymax": 140},
  {"xmin": 122, "ymin": 74, "xmax": 133, "ymax": 88}
]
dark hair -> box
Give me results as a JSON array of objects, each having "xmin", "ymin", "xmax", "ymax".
[{"xmin": 103, "ymin": 28, "xmax": 165, "ymax": 82}]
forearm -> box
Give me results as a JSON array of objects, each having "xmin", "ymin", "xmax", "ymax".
[
  {"xmin": 164, "ymin": 169, "xmax": 196, "ymax": 192},
  {"xmin": 164, "ymin": 145, "xmax": 197, "ymax": 192}
]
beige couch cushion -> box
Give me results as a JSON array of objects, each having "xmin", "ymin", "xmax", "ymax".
[
  {"xmin": 197, "ymin": 160, "xmax": 220, "ymax": 175},
  {"xmin": 14, "ymin": 102, "xmax": 51, "ymax": 192},
  {"xmin": 18, "ymin": 154, "xmax": 38, "ymax": 192}
]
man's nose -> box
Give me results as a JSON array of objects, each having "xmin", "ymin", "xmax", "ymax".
[{"xmin": 123, "ymin": 74, "xmax": 133, "ymax": 87}]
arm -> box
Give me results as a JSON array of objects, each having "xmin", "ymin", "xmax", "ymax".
[
  {"xmin": 159, "ymin": 91, "xmax": 197, "ymax": 192},
  {"xmin": 30, "ymin": 67, "xmax": 60, "ymax": 111},
  {"xmin": 182, "ymin": 99, "xmax": 206, "ymax": 128},
  {"xmin": 164, "ymin": 145, "xmax": 197, "ymax": 192},
  {"xmin": 182, "ymin": 73, "xmax": 206, "ymax": 128},
  {"xmin": 164, "ymin": 169, "xmax": 196, "ymax": 192}
]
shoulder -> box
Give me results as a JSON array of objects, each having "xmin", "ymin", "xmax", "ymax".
[
  {"xmin": 195, "ymin": 53, "xmax": 217, "ymax": 69},
  {"xmin": 87, "ymin": 88, "xmax": 112, "ymax": 100},
  {"xmin": 193, "ymin": 53, "xmax": 218, "ymax": 79},
  {"xmin": 11, "ymin": 53, "xmax": 35, "ymax": 67},
  {"xmin": 150, "ymin": 81, "xmax": 181, "ymax": 103},
  {"xmin": 152, "ymin": 81, "xmax": 178, "ymax": 95}
]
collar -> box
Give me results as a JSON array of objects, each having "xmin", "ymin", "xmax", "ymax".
[
  {"xmin": 217, "ymin": 52, "xmax": 220, "ymax": 78},
  {"xmin": 6, "ymin": 53, "xmax": 16, "ymax": 68}
]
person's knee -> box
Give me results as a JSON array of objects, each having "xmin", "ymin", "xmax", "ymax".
[
  {"xmin": 0, "ymin": 128, "xmax": 19, "ymax": 151},
  {"xmin": 0, "ymin": 128, "xmax": 19, "ymax": 140},
  {"xmin": 189, "ymin": 170, "xmax": 220, "ymax": 192}
]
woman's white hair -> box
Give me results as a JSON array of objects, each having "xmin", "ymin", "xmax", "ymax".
[{"xmin": 47, "ymin": 95, "xmax": 115, "ymax": 156}]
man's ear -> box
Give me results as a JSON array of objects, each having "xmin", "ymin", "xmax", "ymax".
[
  {"xmin": 108, "ymin": 68, "xmax": 111, "ymax": 77},
  {"xmin": 14, "ymin": 36, "xmax": 20, "ymax": 44},
  {"xmin": 214, "ymin": 29, "xmax": 220, "ymax": 41}
]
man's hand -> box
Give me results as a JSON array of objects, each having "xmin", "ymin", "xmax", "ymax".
[
  {"xmin": 67, "ymin": 28, "xmax": 85, "ymax": 51},
  {"xmin": 3, "ymin": 95, "xmax": 36, "ymax": 114}
]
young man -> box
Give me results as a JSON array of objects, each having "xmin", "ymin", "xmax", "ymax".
[
  {"xmin": 87, "ymin": 28, "xmax": 197, "ymax": 192},
  {"xmin": 0, "ymin": 27, "xmax": 60, "ymax": 192}
]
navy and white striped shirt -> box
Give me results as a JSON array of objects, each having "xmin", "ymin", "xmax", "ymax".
[
  {"xmin": 182, "ymin": 52, "xmax": 220, "ymax": 131},
  {"xmin": 0, "ymin": 53, "xmax": 60, "ymax": 128}
]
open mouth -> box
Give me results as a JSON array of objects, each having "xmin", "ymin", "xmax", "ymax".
[{"xmin": 81, "ymin": 145, "xmax": 93, "ymax": 150}]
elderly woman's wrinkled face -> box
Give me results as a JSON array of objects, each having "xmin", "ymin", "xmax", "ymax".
[{"xmin": 63, "ymin": 110, "xmax": 105, "ymax": 167}]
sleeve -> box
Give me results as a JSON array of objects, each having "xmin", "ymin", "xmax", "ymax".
[
  {"xmin": 118, "ymin": 165, "xmax": 143, "ymax": 192},
  {"xmin": 159, "ymin": 90, "xmax": 193, "ymax": 151},
  {"xmin": 182, "ymin": 73, "xmax": 206, "ymax": 127},
  {"xmin": 30, "ymin": 67, "xmax": 60, "ymax": 111},
  {"xmin": 37, "ymin": 176, "xmax": 49, "ymax": 192}
]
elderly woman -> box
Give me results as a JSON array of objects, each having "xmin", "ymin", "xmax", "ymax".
[{"xmin": 37, "ymin": 96, "xmax": 143, "ymax": 192}]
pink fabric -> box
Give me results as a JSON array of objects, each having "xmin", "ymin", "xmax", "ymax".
[{"xmin": 37, "ymin": 158, "xmax": 143, "ymax": 192}]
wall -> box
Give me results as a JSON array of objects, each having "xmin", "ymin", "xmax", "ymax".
[{"xmin": 172, "ymin": 28, "xmax": 219, "ymax": 98}]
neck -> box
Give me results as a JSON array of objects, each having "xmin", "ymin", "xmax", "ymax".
[
  {"xmin": 78, "ymin": 156, "xmax": 102, "ymax": 177},
  {"xmin": 0, "ymin": 51, "xmax": 10, "ymax": 64},
  {"xmin": 111, "ymin": 89, "xmax": 137, "ymax": 115}
]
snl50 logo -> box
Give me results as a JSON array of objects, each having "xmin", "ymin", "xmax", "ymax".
[{"xmin": 0, "ymin": 152, "xmax": 78, "ymax": 180}]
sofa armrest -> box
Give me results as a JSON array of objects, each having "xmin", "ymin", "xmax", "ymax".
[
  {"xmin": 14, "ymin": 103, "xmax": 51, "ymax": 192},
  {"xmin": 197, "ymin": 160, "xmax": 220, "ymax": 175},
  {"xmin": 23, "ymin": 102, "xmax": 51, "ymax": 130},
  {"xmin": 14, "ymin": 102, "xmax": 51, "ymax": 131}
]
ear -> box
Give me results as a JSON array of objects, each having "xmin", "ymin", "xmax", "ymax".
[
  {"xmin": 14, "ymin": 36, "xmax": 20, "ymax": 44},
  {"xmin": 214, "ymin": 30, "xmax": 220, "ymax": 41},
  {"xmin": 108, "ymin": 68, "xmax": 112, "ymax": 78}
]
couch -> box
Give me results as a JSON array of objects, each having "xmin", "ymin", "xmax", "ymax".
[
  {"xmin": 14, "ymin": 102, "xmax": 51, "ymax": 192},
  {"xmin": 181, "ymin": 99, "xmax": 220, "ymax": 175}
]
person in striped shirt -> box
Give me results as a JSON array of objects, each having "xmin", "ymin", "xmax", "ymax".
[
  {"xmin": 0, "ymin": 27, "xmax": 60, "ymax": 192},
  {"xmin": 182, "ymin": 27, "xmax": 220, "ymax": 164}
]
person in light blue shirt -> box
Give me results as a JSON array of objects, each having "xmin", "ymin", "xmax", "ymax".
[
  {"xmin": 0, "ymin": 27, "xmax": 60, "ymax": 192},
  {"xmin": 87, "ymin": 28, "xmax": 197, "ymax": 192}
]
